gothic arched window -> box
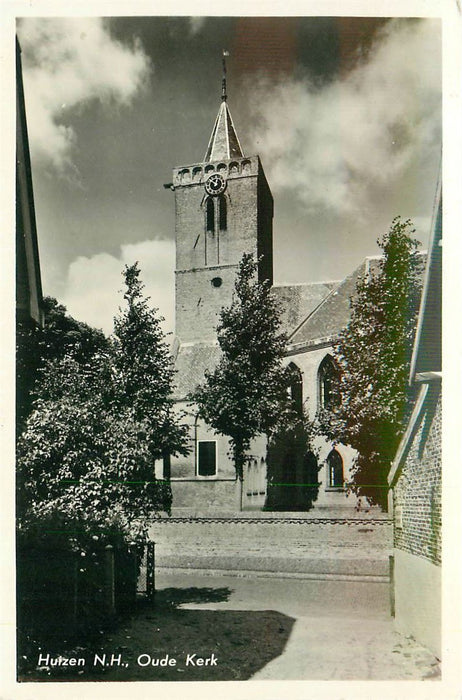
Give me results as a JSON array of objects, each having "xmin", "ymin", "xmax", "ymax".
[
  {"xmin": 287, "ymin": 362, "xmax": 303, "ymax": 415},
  {"xmin": 206, "ymin": 198, "xmax": 215, "ymax": 233},
  {"xmin": 318, "ymin": 355, "xmax": 340, "ymax": 409},
  {"xmin": 218, "ymin": 195, "xmax": 227, "ymax": 231},
  {"xmin": 327, "ymin": 449, "xmax": 343, "ymax": 488}
]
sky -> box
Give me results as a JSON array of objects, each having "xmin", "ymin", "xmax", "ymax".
[{"xmin": 16, "ymin": 16, "xmax": 442, "ymax": 336}]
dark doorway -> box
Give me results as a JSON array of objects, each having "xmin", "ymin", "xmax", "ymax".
[{"xmin": 265, "ymin": 431, "xmax": 320, "ymax": 511}]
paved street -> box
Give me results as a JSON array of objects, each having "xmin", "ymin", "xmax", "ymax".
[{"xmin": 156, "ymin": 569, "xmax": 440, "ymax": 681}]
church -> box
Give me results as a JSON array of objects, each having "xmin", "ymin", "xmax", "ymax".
[{"xmin": 163, "ymin": 68, "xmax": 380, "ymax": 516}]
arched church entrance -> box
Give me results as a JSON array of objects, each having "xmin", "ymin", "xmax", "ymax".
[
  {"xmin": 263, "ymin": 362, "xmax": 321, "ymax": 511},
  {"xmin": 265, "ymin": 440, "xmax": 320, "ymax": 512}
]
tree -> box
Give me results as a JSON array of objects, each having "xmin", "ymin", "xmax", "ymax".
[
  {"xmin": 318, "ymin": 217, "xmax": 424, "ymax": 508},
  {"xmin": 39, "ymin": 296, "xmax": 109, "ymax": 362},
  {"xmin": 16, "ymin": 296, "xmax": 108, "ymax": 430},
  {"xmin": 192, "ymin": 253, "xmax": 293, "ymax": 481},
  {"xmin": 112, "ymin": 262, "xmax": 189, "ymax": 466},
  {"xmin": 17, "ymin": 353, "xmax": 171, "ymax": 551},
  {"xmin": 17, "ymin": 263, "xmax": 187, "ymax": 550}
]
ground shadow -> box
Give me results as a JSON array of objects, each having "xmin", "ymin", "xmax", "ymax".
[
  {"xmin": 154, "ymin": 586, "xmax": 232, "ymax": 608},
  {"xmin": 18, "ymin": 590, "xmax": 296, "ymax": 682}
]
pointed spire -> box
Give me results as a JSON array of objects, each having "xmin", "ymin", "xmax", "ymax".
[{"xmin": 204, "ymin": 51, "xmax": 244, "ymax": 162}]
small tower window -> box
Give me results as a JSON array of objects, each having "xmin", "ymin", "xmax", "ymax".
[
  {"xmin": 206, "ymin": 197, "xmax": 215, "ymax": 233},
  {"xmin": 218, "ymin": 195, "xmax": 227, "ymax": 231},
  {"xmin": 327, "ymin": 449, "xmax": 344, "ymax": 488},
  {"xmin": 211, "ymin": 277, "xmax": 222, "ymax": 288}
]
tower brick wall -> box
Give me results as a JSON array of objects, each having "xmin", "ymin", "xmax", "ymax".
[{"xmin": 173, "ymin": 156, "xmax": 273, "ymax": 344}]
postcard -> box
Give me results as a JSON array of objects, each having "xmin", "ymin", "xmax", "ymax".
[{"xmin": 2, "ymin": 2, "xmax": 461, "ymax": 699}]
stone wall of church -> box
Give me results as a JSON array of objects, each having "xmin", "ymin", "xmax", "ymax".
[
  {"xmin": 170, "ymin": 479, "xmax": 239, "ymax": 514},
  {"xmin": 285, "ymin": 345, "xmax": 335, "ymax": 418},
  {"xmin": 170, "ymin": 409, "xmax": 235, "ymax": 480},
  {"xmin": 284, "ymin": 346, "xmax": 358, "ymax": 509},
  {"xmin": 169, "ymin": 413, "xmax": 238, "ymax": 512},
  {"xmin": 169, "ymin": 407, "xmax": 268, "ymax": 513}
]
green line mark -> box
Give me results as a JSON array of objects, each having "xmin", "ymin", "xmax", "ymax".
[
  {"xmin": 60, "ymin": 479, "xmax": 169, "ymax": 485},
  {"xmin": 269, "ymin": 483, "xmax": 321, "ymax": 487},
  {"xmin": 269, "ymin": 483, "xmax": 389, "ymax": 488}
]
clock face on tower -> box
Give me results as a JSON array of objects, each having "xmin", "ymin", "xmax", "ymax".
[{"xmin": 204, "ymin": 173, "xmax": 226, "ymax": 196}]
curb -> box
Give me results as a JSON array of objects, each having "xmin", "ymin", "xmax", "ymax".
[{"xmin": 154, "ymin": 566, "xmax": 390, "ymax": 583}]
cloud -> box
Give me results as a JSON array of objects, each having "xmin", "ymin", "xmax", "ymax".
[
  {"xmin": 61, "ymin": 240, "xmax": 175, "ymax": 337},
  {"xmin": 17, "ymin": 18, "xmax": 151, "ymax": 175},
  {"xmin": 246, "ymin": 19, "xmax": 441, "ymax": 216}
]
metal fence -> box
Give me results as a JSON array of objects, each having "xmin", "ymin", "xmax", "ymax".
[{"xmin": 136, "ymin": 541, "xmax": 155, "ymax": 599}]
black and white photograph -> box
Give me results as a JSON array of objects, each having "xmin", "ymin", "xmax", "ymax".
[{"xmin": 3, "ymin": 2, "xmax": 461, "ymax": 698}]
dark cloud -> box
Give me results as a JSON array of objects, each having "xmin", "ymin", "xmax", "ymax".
[{"xmin": 18, "ymin": 16, "xmax": 441, "ymax": 332}]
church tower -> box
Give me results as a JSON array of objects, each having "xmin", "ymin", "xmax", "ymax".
[
  {"xmin": 167, "ymin": 57, "xmax": 274, "ymax": 512},
  {"xmin": 172, "ymin": 61, "xmax": 273, "ymax": 345}
]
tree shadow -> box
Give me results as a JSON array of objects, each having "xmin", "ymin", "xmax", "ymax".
[
  {"xmin": 154, "ymin": 586, "xmax": 232, "ymax": 608},
  {"xmin": 19, "ymin": 591, "xmax": 296, "ymax": 682}
]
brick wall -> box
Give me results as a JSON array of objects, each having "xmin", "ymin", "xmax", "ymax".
[
  {"xmin": 148, "ymin": 517, "xmax": 393, "ymax": 577},
  {"xmin": 173, "ymin": 156, "xmax": 273, "ymax": 344},
  {"xmin": 393, "ymin": 383, "xmax": 442, "ymax": 565},
  {"xmin": 175, "ymin": 265, "xmax": 239, "ymax": 343}
]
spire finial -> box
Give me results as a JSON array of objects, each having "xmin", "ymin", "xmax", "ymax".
[
  {"xmin": 221, "ymin": 50, "xmax": 229, "ymax": 102},
  {"xmin": 204, "ymin": 50, "xmax": 244, "ymax": 161}
]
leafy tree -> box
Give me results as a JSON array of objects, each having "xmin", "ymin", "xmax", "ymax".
[
  {"xmin": 39, "ymin": 296, "xmax": 109, "ymax": 362},
  {"xmin": 17, "ymin": 353, "xmax": 171, "ymax": 551},
  {"xmin": 318, "ymin": 217, "xmax": 424, "ymax": 508},
  {"xmin": 16, "ymin": 296, "xmax": 108, "ymax": 430},
  {"xmin": 192, "ymin": 253, "xmax": 293, "ymax": 481},
  {"xmin": 17, "ymin": 263, "xmax": 187, "ymax": 550},
  {"xmin": 112, "ymin": 262, "xmax": 189, "ymax": 466}
]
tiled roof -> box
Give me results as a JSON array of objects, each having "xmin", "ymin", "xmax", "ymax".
[
  {"xmin": 174, "ymin": 252, "xmax": 428, "ymax": 395},
  {"xmin": 173, "ymin": 343, "xmax": 222, "ymax": 400},
  {"xmin": 272, "ymin": 282, "xmax": 338, "ymax": 336},
  {"xmin": 204, "ymin": 100, "xmax": 244, "ymax": 162},
  {"xmin": 288, "ymin": 258, "xmax": 382, "ymax": 348}
]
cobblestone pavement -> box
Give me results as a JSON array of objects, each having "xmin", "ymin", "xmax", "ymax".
[{"xmin": 157, "ymin": 571, "xmax": 440, "ymax": 681}]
